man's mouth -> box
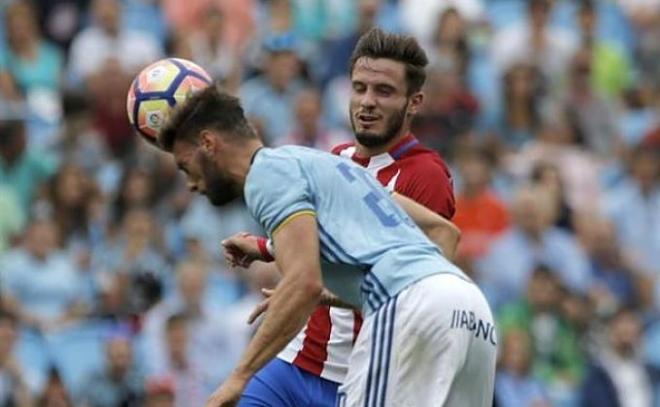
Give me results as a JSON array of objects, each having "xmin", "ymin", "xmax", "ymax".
[{"xmin": 357, "ymin": 113, "xmax": 380, "ymax": 126}]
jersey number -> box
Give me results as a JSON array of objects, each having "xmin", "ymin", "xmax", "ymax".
[{"xmin": 337, "ymin": 162, "xmax": 401, "ymax": 227}]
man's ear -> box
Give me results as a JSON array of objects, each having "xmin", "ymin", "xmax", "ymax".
[
  {"xmin": 407, "ymin": 91, "xmax": 424, "ymax": 116},
  {"xmin": 199, "ymin": 130, "xmax": 217, "ymax": 155}
]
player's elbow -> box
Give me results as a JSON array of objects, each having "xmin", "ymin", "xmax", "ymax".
[
  {"xmin": 287, "ymin": 267, "xmax": 323, "ymax": 302},
  {"xmin": 301, "ymin": 278, "xmax": 324, "ymax": 301},
  {"xmin": 431, "ymin": 220, "xmax": 461, "ymax": 260}
]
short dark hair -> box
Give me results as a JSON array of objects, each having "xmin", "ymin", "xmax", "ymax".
[
  {"xmin": 165, "ymin": 313, "xmax": 188, "ymax": 331},
  {"xmin": 0, "ymin": 310, "xmax": 17, "ymax": 327},
  {"xmin": 578, "ymin": 0, "xmax": 595, "ymax": 13},
  {"xmin": 349, "ymin": 28, "xmax": 429, "ymax": 95},
  {"xmin": 159, "ymin": 85, "xmax": 257, "ymax": 152}
]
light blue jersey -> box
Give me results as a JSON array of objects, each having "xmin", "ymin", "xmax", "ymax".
[{"xmin": 245, "ymin": 146, "xmax": 465, "ymax": 315}]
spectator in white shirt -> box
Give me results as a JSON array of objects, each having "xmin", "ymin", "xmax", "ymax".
[{"xmin": 68, "ymin": 0, "xmax": 161, "ymax": 85}]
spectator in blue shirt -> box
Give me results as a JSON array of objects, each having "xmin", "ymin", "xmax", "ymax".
[
  {"xmin": 495, "ymin": 329, "xmax": 551, "ymax": 407},
  {"xmin": 477, "ymin": 184, "xmax": 592, "ymax": 310},
  {"xmin": 603, "ymin": 146, "xmax": 660, "ymax": 277},
  {"xmin": 0, "ymin": 218, "xmax": 89, "ymax": 332},
  {"xmin": 80, "ymin": 333, "xmax": 145, "ymax": 407},
  {"xmin": 239, "ymin": 32, "xmax": 305, "ymax": 145}
]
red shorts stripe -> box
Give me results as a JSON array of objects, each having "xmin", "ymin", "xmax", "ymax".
[
  {"xmin": 352, "ymin": 310, "xmax": 363, "ymax": 345},
  {"xmin": 292, "ymin": 305, "xmax": 333, "ymax": 375}
]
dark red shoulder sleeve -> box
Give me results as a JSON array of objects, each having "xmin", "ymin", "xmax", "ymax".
[
  {"xmin": 331, "ymin": 143, "xmax": 354, "ymax": 156},
  {"xmin": 394, "ymin": 153, "xmax": 455, "ymax": 219}
]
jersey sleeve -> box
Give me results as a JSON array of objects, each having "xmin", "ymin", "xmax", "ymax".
[
  {"xmin": 331, "ymin": 142, "xmax": 353, "ymax": 156},
  {"xmin": 396, "ymin": 154, "xmax": 456, "ymax": 219},
  {"xmin": 245, "ymin": 152, "xmax": 316, "ymax": 236}
]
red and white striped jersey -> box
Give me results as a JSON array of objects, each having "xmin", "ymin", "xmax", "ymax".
[{"xmin": 277, "ymin": 134, "xmax": 455, "ymax": 383}]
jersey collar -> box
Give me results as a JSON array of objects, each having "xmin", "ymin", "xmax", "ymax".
[{"xmin": 352, "ymin": 134, "xmax": 419, "ymax": 165}]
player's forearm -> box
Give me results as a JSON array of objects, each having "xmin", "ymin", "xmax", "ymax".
[
  {"xmin": 392, "ymin": 193, "xmax": 461, "ymax": 259},
  {"xmin": 233, "ymin": 273, "xmax": 322, "ymax": 379},
  {"xmin": 425, "ymin": 221, "xmax": 460, "ymax": 260}
]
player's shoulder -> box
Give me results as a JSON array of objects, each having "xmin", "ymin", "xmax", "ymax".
[
  {"xmin": 331, "ymin": 142, "xmax": 356, "ymax": 156},
  {"xmin": 397, "ymin": 144, "xmax": 452, "ymax": 177},
  {"xmin": 253, "ymin": 145, "xmax": 338, "ymax": 173}
]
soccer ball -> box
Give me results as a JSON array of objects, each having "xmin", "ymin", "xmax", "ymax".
[{"xmin": 127, "ymin": 58, "xmax": 212, "ymax": 147}]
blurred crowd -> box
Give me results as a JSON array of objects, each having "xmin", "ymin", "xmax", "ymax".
[{"xmin": 0, "ymin": 0, "xmax": 659, "ymax": 405}]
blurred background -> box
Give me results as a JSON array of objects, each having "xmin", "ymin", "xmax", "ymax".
[{"xmin": 0, "ymin": 0, "xmax": 659, "ymax": 405}]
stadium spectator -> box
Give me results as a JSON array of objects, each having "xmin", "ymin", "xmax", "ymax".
[
  {"xmin": 562, "ymin": 49, "xmax": 620, "ymax": 159},
  {"xmin": 494, "ymin": 329, "xmax": 550, "ymax": 407},
  {"xmin": 576, "ymin": 0, "xmax": 632, "ymax": 99},
  {"xmin": 37, "ymin": 367, "xmax": 73, "ymax": 407},
  {"xmin": 144, "ymin": 376, "xmax": 176, "ymax": 407},
  {"xmin": 452, "ymin": 146, "xmax": 509, "ymax": 262},
  {"xmin": 68, "ymin": 0, "xmax": 161, "ymax": 157},
  {"xmin": 411, "ymin": 63, "xmax": 479, "ymax": 155},
  {"xmin": 161, "ymin": 0, "xmax": 255, "ymax": 50},
  {"xmin": 400, "ymin": 0, "xmax": 485, "ymax": 46},
  {"xmin": 80, "ymin": 333, "xmax": 145, "ymax": 407},
  {"xmin": 575, "ymin": 215, "xmax": 648, "ymax": 312},
  {"xmin": 476, "ymin": 184, "xmax": 592, "ymax": 310},
  {"xmin": 618, "ymin": 0, "xmax": 660, "ymax": 88},
  {"xmin": 45, "ymin": 164, "xmax": 99, "ymax": 251},
  {"xmin": 490, "ymin": 0, "xmax": 578, "ymax": 85},
  {"xmin": 488, "ymin": 62, "xmax": 547, "ymax": 149},
  {"xmin": 112, "ymin": 167, "xmax": 158, "ymax": 224},
  {"xmin": 141, "ymin": 261, "xmax": 248, "ymax": 389},
  {"xmin": 619, "ymin": 85, "xmax": 659, "ymax": 148},
  {"xmin": 603, "ymin": 146, "xmax": 660, "ymax": 277},
  {"xmin": 239, "ymin": 32, "xmax": 305, "ymax": 145},
  {"xmin": 0, "ymin": 1, "xmax": 63, "ymax": 120},
  {"xmin": 179, "ymin": 4, "xmax": 241, "ymax": 87},
  {"xmin": 0, "ymin": 185, "xmax": 23, "ymax": 254},
  {"xmin": 508, "ymin": 111, "xmax": 603, "ymax": 213},
  {"xmin": 0, "ymin": 218, "xmax": 89, "ymax": 333},
  {"xmin": 94, "ymin": 208, "xmax": 169, "ymax": 314},
  {"xmin": 0, "ymin": 311, "xmax": 31, "ymax": 407},
  {"xmin": 277, "ymin": 86, "xmax": 349, "ymax": 150},
  {"xmin": 152, "ymin": 314, "xmax": 208, "ymax": 407},
  {"xmin": 497, "ymin": 265, "xmax": 586, "ymax": 404},
  {"xmin": 427, "ymin": 7, "xmax": 471, "ymax": 81},
  {"xmin": 0, "ymin": 115, "xmax": 57, "ymax": 218},
  {"xmin": 529, "ymin": 161, "xmax": 575, "ymax": 232},
  {"xmin": 54, "ymin": 92, "xmax": 109, "ymax": 178},
  {"xmin": 67, "ymin": 0, "xmax": 160, "ymax": 84},
  {"xmin": 580, "ymin": 307, "xmax": 660, "ymax": 406},
  {"xmin": 320, "ymin": 0, "xmax": 380, "ymax": 85}
]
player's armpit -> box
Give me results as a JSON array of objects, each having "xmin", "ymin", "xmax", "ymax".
[
  {"xmin": 392, "ymin": 192, "xmax": 461, "ymax": 260},
  {"xmin": 320, "ymin": 287, "xmax": 358, "ymax": 310}
]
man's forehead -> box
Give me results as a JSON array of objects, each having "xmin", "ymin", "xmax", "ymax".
[
  {"xmin": 171, "ymin": 140, "xmax": 195, "ymax": 163},
  {"xmin": 352, "ymin": 57, "xmax": 405, "ymax": 82}
]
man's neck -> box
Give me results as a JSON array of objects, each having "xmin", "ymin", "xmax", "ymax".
[
  {"xmin": 354, "ymin": 129, "xmax": 410, "ymax": 158},
  {"xmin": 228, "ymin": 139, "xmax": 264, "ymax": 187}
]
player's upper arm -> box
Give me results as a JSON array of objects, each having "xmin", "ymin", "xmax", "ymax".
[
  {"xmin": 398, "ymin": 156, "xmax": 455, "ymax": 219},
  {"xmin": 245, "ymin": 150, "xmax": 315, "ymax": 235},
  {"xmin": 271, "ymin": 212, "xmax": 322, "ymax": 293}
]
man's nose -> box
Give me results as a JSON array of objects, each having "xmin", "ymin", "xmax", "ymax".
[{"xmin": 359, "ymin": 88, "xmax": 377, "ymax": 109}]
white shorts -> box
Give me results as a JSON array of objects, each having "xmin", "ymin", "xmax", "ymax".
[{"xmin": 337, "ymin": 273, "xmax": 497, "ymax": 407}]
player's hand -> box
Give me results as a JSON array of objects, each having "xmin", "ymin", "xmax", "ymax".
[
  {"xmin": 247, "ymin": 288, "xmax": 274, "ymax": 324},
  {"xmin": 204, "ymin": 374, "xmax": 247, "ymax": 407},
  {"xmin": 222, "ymin": 232, "xmax": 263, "ymax": 268}
]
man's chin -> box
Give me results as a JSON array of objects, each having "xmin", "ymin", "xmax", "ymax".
[
  {"xmin": 207, "ymin": 193, "xmax": 238, "ymax": 207},
  {"xmin": 355, "ymin": 132, "xmax": 388, "ymax": 148}
]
